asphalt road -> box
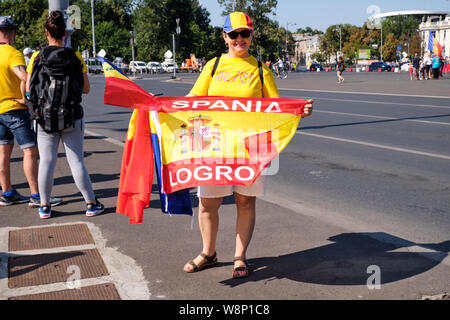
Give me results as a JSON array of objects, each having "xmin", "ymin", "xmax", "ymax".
[
  {"xmin": 85, "ymin": 71, "xmax": 450, "ymax": 243},
  {"xmin": 2, "ymin": 70, "xmax": 449, "ymax": 302}
]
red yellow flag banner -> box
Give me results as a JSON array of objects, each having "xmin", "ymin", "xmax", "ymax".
[
  {"xmin": 151, "ymin": 96, "xmax": 308, "ymax": 194},
  {"xmin": 100, "ymin": 56, "xmax": 310, "ymax": 222}
]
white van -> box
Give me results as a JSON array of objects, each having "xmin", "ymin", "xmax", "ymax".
[
  {"xmin": 86, "ymin": 58, "xmax": 103, "ymax": 74},
  {"xmin": 129, "ymin": 61, "xmax": 148, "ymax": 73}
]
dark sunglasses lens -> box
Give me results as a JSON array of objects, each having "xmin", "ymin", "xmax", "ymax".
[
  {"xmin": 240, "ymin": 30, "xmax": 251, "ymax": 38},
  {"xmin": 228, "ymin": 31, "xmax": 239, "ymax": 39},
  {"xmin": 227, "ymin": 30, "xmax": 251, "ymax": 39}
]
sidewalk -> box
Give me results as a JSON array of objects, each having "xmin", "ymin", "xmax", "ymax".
[{"xmin": 0, "ymin": 134, "xmax": 122, "ymax": 227}]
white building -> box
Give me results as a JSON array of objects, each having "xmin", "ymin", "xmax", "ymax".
[
  {"xmin": 419, "ymin": 15, "xmax": 450, "ymax": 58},
  {"xmin": 293, "ymin": 34, "xmax": 321, "ymax": 65}
]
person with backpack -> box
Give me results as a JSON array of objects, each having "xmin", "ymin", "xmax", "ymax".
[
  {"xmin": 26, "ymin": 11, "xmax": 104, "ymax": 219},
  {"xmin": 183, "ymin": 12, "xmax": 313, "ymax": 279},
  {"xmin": 0, "ymin": 16, "xmax": 63, "ymax": 208},
  {"xmin": 337, "ymin": 56, "xmax": 345, "ymax": 84}
]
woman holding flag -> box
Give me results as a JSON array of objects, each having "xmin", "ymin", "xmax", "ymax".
[{"xmin": 184, "ymin": 12, "xmax": 313, "ymax": 278}]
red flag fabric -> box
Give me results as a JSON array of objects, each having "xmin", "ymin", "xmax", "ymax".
[{"xmin": 116, "ymin": 110, "xmax": 153, "ymax": 223}]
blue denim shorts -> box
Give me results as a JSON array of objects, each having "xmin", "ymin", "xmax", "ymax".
[{"xmin": 0, "ymin": 109, "xmax": 37, "ymax": 149}]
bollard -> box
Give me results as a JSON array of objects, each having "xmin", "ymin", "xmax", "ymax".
[
  {"xmin": 378, "ymin": 68, "xmax": 382, "ymax": 72},
  {"xmin": 348, "ymin": 68, "xmax": 352, "ymax": 72}
]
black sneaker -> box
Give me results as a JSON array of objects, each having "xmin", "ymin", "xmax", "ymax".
[
  {"xmin": 29, "ymin": 196, "xmax": 63, "ymax": 208},
  {"xmin": 38, "ymin": 205, "xmax": 51, "ymax": 219},
  {"xmin": 0, "ymin": 190, "xmax": 29, "ymax": 206},
  {"xmin": 86, "ymin": 198, "xmax": 105, "ymax": 217}
]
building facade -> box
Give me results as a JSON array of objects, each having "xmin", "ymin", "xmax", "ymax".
[
  {"xmin": 293, "ymin": 34, "xmax": 321, "ymax": 65},
  {"xmin": 419, "ymin": 15, "xmax": 449, "ymax": 58}
]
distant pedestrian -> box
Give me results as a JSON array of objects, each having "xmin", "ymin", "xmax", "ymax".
[
  {"xmin": 424, "ymin": 52, "xmax": 432, "ymax": 80},
  {"xmin": 26, "ymin": 10, "xmax": 104, "ymax": 219},
  {"xmin": 419, "ymin": 59, "xmax": 425, "ymax": 80},
  {"xmin": 408, "ymin": 63, "xmax": 413, "ymax": 80},
  {"xmin": 22, "ymin": 47, "xmax": 34, "ymax": 67},
  {"xmin": 412, "ymin": 53, "xmax": 421, "ymax": 80},
  {"xmin": 431, "ymin": 53, "xmax": 441, "ymax": 79},
  {"xmin": 337, "ymin": 56, "xmax": 345, "ymax": 84}
]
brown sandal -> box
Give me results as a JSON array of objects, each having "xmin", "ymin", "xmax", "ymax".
[
  {"xmin": 184, "ymin": 252, "xmax": 217, "ymax": 273},
  {"xmin": 232, "ymin": 256, "xmax": 250, "ymax": 279}
]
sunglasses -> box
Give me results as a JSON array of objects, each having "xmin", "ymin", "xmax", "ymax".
[{"xmin": 226, "ymin": 29, "xmax": 252, "ymax": 39}]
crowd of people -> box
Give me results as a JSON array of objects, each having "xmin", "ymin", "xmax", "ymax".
[
  {"xmin": 0, "ymin": 13, "xmax": 104, "ymax": 219},
  {"xmin": 409, "ymin": 52, "xmax": 445, "ymax": 80}
]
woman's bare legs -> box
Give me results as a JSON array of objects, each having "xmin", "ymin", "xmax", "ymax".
[
  {"xmin": 234, "ymin": 193, "xmax": 256, "ymax": 270},
  {"xmin": 184, "ymin": 197, "xmax": 222, "ymax": 271}
]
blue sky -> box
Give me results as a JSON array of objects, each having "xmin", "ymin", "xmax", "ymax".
[{"xmin": 200, "ymin": 0, "xmax": 450, "ymax": 31}]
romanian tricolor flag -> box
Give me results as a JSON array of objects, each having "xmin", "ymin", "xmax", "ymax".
[
  {"xmin": 100, "ymin": 57, "xmax": 310, "ymax": 223},
  {"xmin": 428, "ymin": 31, "xmax": 443, "ymax": 57}
]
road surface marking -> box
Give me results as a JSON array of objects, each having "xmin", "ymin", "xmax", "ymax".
[
  {"xmin": 279, "ymin": 87, "xmax": 450, "ymax": 99},
  {"xmin": 313, "ymin": 110, "xmax": 450, "ymax": 126},
  {"xmin": 297, "ymin": 131, "xmax": 450, "ymax": 160},
  {"xmin": 85, "ymin": 129, "xmax": 125, "ymax": 147},
  {"xmin": 283, "ymin": 95, "xmax": 450, "ymax": 110}
]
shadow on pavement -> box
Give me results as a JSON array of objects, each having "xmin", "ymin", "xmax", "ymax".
[{"xmin": 219, "ymin": 232, "xmax": 449, "ymax": 287}]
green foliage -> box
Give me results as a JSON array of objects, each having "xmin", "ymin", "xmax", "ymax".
[
  {"xmin": 0, "ymin": 0, "xmax": 47, "ymax": 50},
  {"xmin": 0, "ymin": 0, "xmax": 423, "ymax": 65}
]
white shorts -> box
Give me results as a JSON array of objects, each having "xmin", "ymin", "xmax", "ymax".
[{"xmin": 197, "ymin": 175, "xmax": 265, "ymax": 198}]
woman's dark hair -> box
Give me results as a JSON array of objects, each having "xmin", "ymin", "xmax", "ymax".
[{"xmin": 45, "ymin": 10, "xmax": 66, "ymax": 40}]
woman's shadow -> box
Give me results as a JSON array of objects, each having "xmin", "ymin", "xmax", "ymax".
[{"xmin": 220, "ymin": 232, "xmax": 449, "ymax": 287}]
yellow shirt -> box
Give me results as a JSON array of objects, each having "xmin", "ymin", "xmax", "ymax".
[
  {"xmin": 0, "ymin": 44, "xmax": 27, "ymax": 114},
  {"xmin": 26, "ymin": 49, "xmax": 88, "ymax": 74},
  {"xmin": 189, "ymin": 54, "xmax": 280, "ymax": 98}
]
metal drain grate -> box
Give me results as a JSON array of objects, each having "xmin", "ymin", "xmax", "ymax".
[
  {"xmin": 9, "ymin": 283, "xmax": 121, "ymax": 300},
  {"xmin": 9, "ymin": 224, "xmax": 95, "ymax": 251},
  {"xmin": 8, "ymin": 248, "xmax": 109, "ymax": 288}
]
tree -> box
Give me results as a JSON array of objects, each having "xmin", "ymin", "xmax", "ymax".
[
  {"xmin": 0, "ymin": 0, "xmax": 47, "ymax": 50},
  {"xmin": 133, "ymin": 0, "xmax": 217, "ymax": 63},
  {"xmin": 382, "ymin": 33, "xmax": 400, "ymax": 62},
  {"xmin": 296, "ymin": 26, "xmax": 323, "ymax": 36},
  {"xmin": 320, "ymin": 25, "xmax": 341, "ymax": 62}
]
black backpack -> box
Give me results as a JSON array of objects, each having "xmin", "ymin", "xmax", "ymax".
[{"xmin": 28, "ymin": 46, "xmax": 84, "ymax": 133}]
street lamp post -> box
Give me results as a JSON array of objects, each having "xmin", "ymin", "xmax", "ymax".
[
  {"xmin": 90, "ymin": 0, "xmax": 96, "ymax": 57},
  {"xmin": 337, "ymin": 25, "xmax": 342, "ymax": 57},
  {"xmin": 380, "ymin": 22, "xmax": 383, "ymax": 61},
  {"xmin": 172, "ymin": 18, "xmax": 181, "ymax": 79}
]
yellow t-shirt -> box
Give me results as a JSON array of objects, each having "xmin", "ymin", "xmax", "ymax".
[
  {"xmin": 26, "ymin": 49, "xmax": 88, "ymax": 74},
  {"xmin": 189, "ymin": 54, "xmax": 280, "ymax": 98},
  {"xmin": 0, "ymin": 44, "xmax": 27, "ymax": 114}
]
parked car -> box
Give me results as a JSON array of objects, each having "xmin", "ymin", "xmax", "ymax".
[
  {"xmin": 161, "ymin": 62, "xmax": 179, "ymax": 73},
  {"xmin": 147, "ymin": 61, "xmax": 163, "ymax": 73},
  {"xmin": 86, "ymin": 57, "xmax": 103, "ymax": 74},
  {"xmin": 308, "ymin": 62, "xmax": 324, "ymax": 71},
  {"xmin": 368, "ymin": 61, "xmax": 392, "ymax": 72},
  {"xmin": 129, "ymin": 61, "xmax": 148, "ymax": 73},
  {"xmin": 113, "ymin": 57, "xmax": 129, "ymax": 74}
]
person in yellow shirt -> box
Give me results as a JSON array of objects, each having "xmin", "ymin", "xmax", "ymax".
[
  {"xmin": 184, "ymin": 12, "xmax": 313, "ymax": 279},
  {"xmin": 0, "ymin": 16, "xmax": 40, "ymax": 206}
]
